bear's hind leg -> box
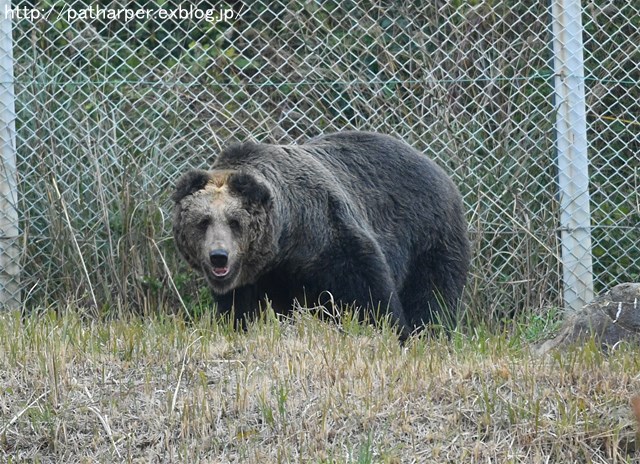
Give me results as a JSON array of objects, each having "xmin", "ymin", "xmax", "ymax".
[{"xmin": 400, "ymin": 249, "xmax": 467, "ymax": 330}]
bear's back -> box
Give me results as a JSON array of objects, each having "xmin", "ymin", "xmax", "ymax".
[
  {"xmin": 303, "ymin": 131, "xmax": 456, "ymax": 207},
  {"xmin": 214, "ymin": 131, "xmax": 460, "ymax": 230}
]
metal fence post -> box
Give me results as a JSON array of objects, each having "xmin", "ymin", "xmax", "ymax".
[
  {"xmin": 0, "ymin": 0, "xmax": 20, "ymax": 309},
  {"xmin": 551, "ymin": 0, "xmax": 594, "ymax": 311}
]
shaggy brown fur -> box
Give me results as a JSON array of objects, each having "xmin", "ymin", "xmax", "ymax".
[{"xmin": 172, "ymin": 131, "xmax": 471, "ymax": 337}]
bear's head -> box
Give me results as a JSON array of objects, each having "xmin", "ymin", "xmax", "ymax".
[{"xmin": 171, "ymin": 169, "xmax": 274, "ymax": 295}]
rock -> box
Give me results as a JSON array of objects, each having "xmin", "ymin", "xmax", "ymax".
[{"xmin": 535, "ymin": 283, "xmax": 640, "ymax": 354}]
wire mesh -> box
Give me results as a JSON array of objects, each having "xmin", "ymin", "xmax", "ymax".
[{"xmin": 1, "ymin": 1, "xmax": 637, "ymax": 316}]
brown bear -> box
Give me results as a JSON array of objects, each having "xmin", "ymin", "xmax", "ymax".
[{"xmin": 172, "ymin": 131, "xmax": 470, "ymax": 337}]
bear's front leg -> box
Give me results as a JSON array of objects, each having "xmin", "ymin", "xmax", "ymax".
[
  {"xmin": 324, "ymin": 264, "xmax": 410, "ymax": 340},
  {"xmin": 213, "ymin": 285, "xmax": 260, "ymax": 329},
  {"xmin": 314, "ymin": 227, "xmax": 411, "ymax": 340}
]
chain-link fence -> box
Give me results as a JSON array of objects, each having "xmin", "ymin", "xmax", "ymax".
[{"xmin": 0, "ymin": 1, "xmax": 638, "ymax": 319}]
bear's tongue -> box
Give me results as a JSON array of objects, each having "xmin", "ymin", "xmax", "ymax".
[{"xmin": 213, "ymin": 267, "xmax": 229, "ymax": 277}]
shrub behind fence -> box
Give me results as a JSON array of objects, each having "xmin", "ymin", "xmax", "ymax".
[{"xmin": 0, "ymin": 1, "xmax": 637, "ymax": 320}]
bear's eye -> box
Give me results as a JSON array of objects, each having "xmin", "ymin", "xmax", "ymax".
[
  {"xmin": 229, "ymin": 218, "xmax": 241, "ymax": 232},
  {"xmin": 197, "ymin": 218, "xmax": 211, "ymax": 230}
]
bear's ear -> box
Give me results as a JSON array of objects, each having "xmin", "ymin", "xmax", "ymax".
[
  {"xmin": 171, "ymin": 169, "xmax": 211, "ymax": 203},
  {"xmin": 229, "ymin": 172, "xmax": 272, "ymax": 207}
]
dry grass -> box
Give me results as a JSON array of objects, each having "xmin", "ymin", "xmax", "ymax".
[{"xmin": 1, "ymin": 307, "xmax": 640, "ymax": 463}]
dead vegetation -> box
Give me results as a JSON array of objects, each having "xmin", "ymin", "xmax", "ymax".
[{"xmin": 1, "ymin": 307, "xmax": 639, "ymax": 463}]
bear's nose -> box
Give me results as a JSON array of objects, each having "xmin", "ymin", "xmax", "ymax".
[{"xmin": 209, "ymin": 249, "xmax": 229, "ymax": 267}]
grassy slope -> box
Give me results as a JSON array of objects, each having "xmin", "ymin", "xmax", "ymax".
[{"xmin": 1, "ymin": 308, "xmax": 639, "ymax": 463}]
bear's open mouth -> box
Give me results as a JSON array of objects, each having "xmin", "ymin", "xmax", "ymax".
[{"xmin": 212, "ymin": 266, "xmax": 230, "ymax": 278}]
